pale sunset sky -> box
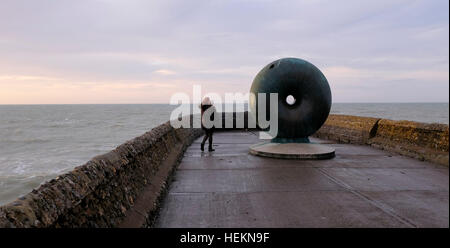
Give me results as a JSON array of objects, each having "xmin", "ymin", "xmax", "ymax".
[{"xmin": 0, "ymin": 0, "xmax": 448, "ymax": 104}]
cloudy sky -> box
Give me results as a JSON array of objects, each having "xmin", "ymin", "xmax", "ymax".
[{"xmin": 0, "ymin": 0, "xmax": 448, "ymax": 104}]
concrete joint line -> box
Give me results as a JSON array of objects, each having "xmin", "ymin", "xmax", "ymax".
[{"xmin": 316, "ymin": 167, "xmax": 418, "ymax": 228}]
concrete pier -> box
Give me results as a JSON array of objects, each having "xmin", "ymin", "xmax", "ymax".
[
  {"xmin": 0, "ymin": 114, "xmax": 447, "ymax": 228},
  {"xmin": 155, "ymin": 131, "xmax": 449, "ymax": 228}
]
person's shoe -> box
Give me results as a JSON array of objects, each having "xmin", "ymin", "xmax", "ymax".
[
  {"xmin": 200, "ymin": 143, "xmax": 204, "ymax": 151},
  {"xmin": 208, "ymin": 146, "xmax": 215, "ymax": 152}
]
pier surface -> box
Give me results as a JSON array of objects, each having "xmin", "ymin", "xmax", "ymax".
[{"xmin": 155, "ymin": 131, "xmax": 448, "ymax": 228}]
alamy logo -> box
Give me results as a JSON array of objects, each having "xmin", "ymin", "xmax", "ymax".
[{"xmin": 169, "ymin": 85, "xmax": 279, "ymax": 138}]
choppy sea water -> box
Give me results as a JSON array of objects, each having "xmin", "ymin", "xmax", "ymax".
[{"xmin": 0, "ymin": 103, "xmax": 448, "ymax": 205}]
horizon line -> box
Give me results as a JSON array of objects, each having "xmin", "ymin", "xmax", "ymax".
[{"xmin": 0, "ymin": 101, "xmax": 449, "ymax": 106}]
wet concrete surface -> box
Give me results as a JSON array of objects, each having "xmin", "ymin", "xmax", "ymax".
[{"xmin": 154, "ymin": 131, "xmax": 449, "ymax": 227}]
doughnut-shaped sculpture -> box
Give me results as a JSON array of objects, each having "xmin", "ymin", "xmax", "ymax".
[{"xmin": 250, "ymin": 58, "xmax": 331, "ymax": 141}]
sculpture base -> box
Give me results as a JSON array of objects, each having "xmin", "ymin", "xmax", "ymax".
[{"xmin": 249, "ymin": 142, "xmax": 335, "ymax": 160}]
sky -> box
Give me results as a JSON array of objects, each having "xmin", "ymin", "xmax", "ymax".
[{"xmin": 0, "ymin": 0, "xmax": 448, "ymax": 104}]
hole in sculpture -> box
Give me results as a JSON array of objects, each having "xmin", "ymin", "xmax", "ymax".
[
  {"xmin": 286, "ymin": 95, "xmax": 296, "ymax": 105},
  {"xmin": 269, "ymin": 64, "xmax": 275, "ymax": 69}
]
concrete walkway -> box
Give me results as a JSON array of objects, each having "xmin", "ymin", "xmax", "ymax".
[{"xmin": 154, "ymin": 131, "xmax": 449, "ymax": 227}]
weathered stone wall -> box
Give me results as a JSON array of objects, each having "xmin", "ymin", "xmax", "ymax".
[
  {"xmin": 313, "ymin": 114, "xmax": 449, "ymax": 166},
  {"xmin": 369, "ymin": 119, "xmax": 449, "ymax": 165},
  {"xmin": 189, "ymin": 112, "xmax": 259, "ymax": 130},
  {"xmin": 0, "ymin": 122, "xmax": 202, "ymax": 228},
  {"xmin": 313, "ymin": 114, "xmax": 380, "ymax": 144}
]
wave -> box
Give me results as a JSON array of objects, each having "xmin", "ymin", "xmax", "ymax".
[
  {"xmin": 110, "ymin": 124, "xmax": 125, "ymax": 128},
  {"xmin": 0, "ymin": 138, "xmax": 51, "ymax": 144}
]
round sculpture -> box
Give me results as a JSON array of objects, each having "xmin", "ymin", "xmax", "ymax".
[
  {"xmin": 249, "ymin": 57, "xmax": 334, "ymax": 159},
  {"xmin": 250, "ymin": 57, "xmax": 332, "ymax": 142}
]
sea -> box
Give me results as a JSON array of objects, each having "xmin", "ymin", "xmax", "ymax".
[{"xmin": 0, "ymin": 103, "xmax": 448, "ymax": 205}]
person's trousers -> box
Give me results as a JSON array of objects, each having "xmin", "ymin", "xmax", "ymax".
[{"xmin": 201, "ymin": 128, "xmax": 213, "ymax": 148}]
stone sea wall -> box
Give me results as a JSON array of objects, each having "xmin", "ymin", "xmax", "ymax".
[
  {"xmin": 314, "ymin": 114, "xmax": 449, "ymax": 166},
  {"xmin": 0, "ymin": 122, "xmax": 202, "ymax": 228}
]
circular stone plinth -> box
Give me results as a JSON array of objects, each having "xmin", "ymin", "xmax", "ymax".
[{"xmin": 249, "ymin": 142, "xmax": 335, "ymax": 160}]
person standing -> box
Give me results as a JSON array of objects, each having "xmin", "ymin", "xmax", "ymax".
[{"xmin": 200, "ymin": 97, "xmax": 215, "ymax": 152}]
